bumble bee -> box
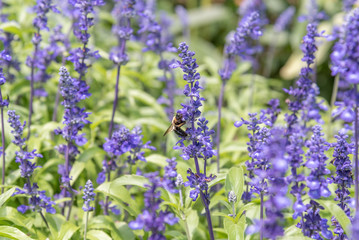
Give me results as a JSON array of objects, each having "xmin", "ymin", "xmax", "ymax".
[{"xmin": 163, "ymin": 112, "xmax": 188, "ymax": 137}]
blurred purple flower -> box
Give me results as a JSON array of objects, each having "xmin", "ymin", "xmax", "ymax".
[
  {"xmin": 129, "ymin": 172, "xmax": 178, "ymax": 238},
  {"xmin": 262, "ymin": 128, "xmax": 290, "ymax": 239},
  {"xmin": 8, "ymin": 110, "xmax": 55, "ymax": 214},
  {"xmin": 331, "ymin": 130, "xmax": 353, "ymax": 239},
  {"xmin": 274, "ymin": 6, "xmax": 295, "ymax": 32}
]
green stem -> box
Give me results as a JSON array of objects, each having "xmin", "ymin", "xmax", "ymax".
[{"xmin": 84, "ymin": 211, "xmax": 89, "ymax": 240}]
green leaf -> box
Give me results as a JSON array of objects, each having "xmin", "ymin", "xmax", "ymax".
[
  {"xmin": 56, "ymin": 221, "xmax": 79, "ymax": 240},
  {"xmin": 317, "ymin": 199, "xmax": 351, "ymax": 236},
  {"xmin": 69, "ymin": 161, "xmax": 85, "ymax": 185},
  {"xmin": 184, "ymin": 209, "xmax": 199, "ymax": 240},
  {"xmin": 225, "ymin": 167, "xmax": 244, "ymax": 202},
  {"xmin": 0, "ymin": 187, "xmax": 15, "ymax": 207},
  {"xmin": 70, "ymin": 147, "xmax": 104, "ymax": 184},
  {"xmin": 146, "ymin": 154, "xmax": 168, "ymax": 167},
  {"xmin": 95, "ymin": 185, "xmax": 141, "ymax": 216},
  {"xmin": 87, "ymin": 230, "xmax": 112, "ymax": 240},
  {"xmin": 111, "ymin": 174, "xmax": 148, "ymax": 188},
  {"xmin": 0, "ymin": 226, "xmax": 35, "ymax": 240},
  {"xmin": 89, "ymin": 216, "xmax": 134, "ymax": 240},
  {"xmin": 223, "ymin": 214, "xmax": 245, "ymax": 240},
  {"xmin": 0, "ymin": 21, "xmax": 22, "ymax": 36}
]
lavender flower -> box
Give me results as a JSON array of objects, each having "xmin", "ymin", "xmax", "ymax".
[
  {"xmin": 0, "ymin": 51, "xmax": 10, "ymax": 108},
  {"xmin": 234, "ymin": 100, "xmax": 280, "ymax": 202},
  {"xmin": 273, "ymin": 6, "xmax": 295, "ymax": 32},
  {"xmin": 0, "ymin": 50, "xmax": 9, "ymax": 193},
  {"xmin": 27, "ymin": 0, "xmax": 59, "ymax": 139},
  {"xmin": 297, "ymin": 126, "xmax": 332, "ymax": 239},
  {"xmin": 98, "ymin": 125, "xmax": 155, "ymax": 214},
  {"xmin": 331, "ymin": 9, "xmax": 359, "ymax": 121},
  {"xmin": 82, "ymin": 180, "xmax": 95, "ymax": 212},
  {"xmin": 231, "ymin": 11, "xmax": 263, "ymax": 69},
  {"xmin": 330, "ymin": 9, "xmax": 359, "ymax": 211},
  {"xmin": 129, "ymin": 172, "xmax": 178, "ymax": 239},
  {"xmin": 175, "ymin": 5, "xmax": 189, "ymax": 40},
  {"xmin": 54, "ymin": 66, "xmax": 91, "ymax": 219},
  {"xmin": 163, "ymin": 158, "xmax": 178, "ymax": 193},
  {"xmin": 8, "ymin": 110, "xmax": 55, "ymax": 216},
  {"xmin": 171, "ymin": 42, "xmax": 216, "ymax": 240},
  {"xmin": 67, "ymin": 0, "xmax": 104, "ymax": 81},
  {"xmin": 331, "ymin": 130, "xmax": 353, "ymax": 239},
  {"xmin": 238, "ymin": 0, "xmax": 267, "ymax": 27},
  {"xmin": 262, "ymin": 128, "xmax": 290, "ymax": 239},
  {"xmin": 284, "ymin": 23, "xmax": 326, "ymax": 134},
  {"xmin": 343, "ymin": 0, "xmax": 357, "ymax": 12},
  {"xmin": 299, "ymin": 0, "xmax": 327, "ymax": 25},
  {"xmin": 305, "ymin": 126, "xmax": 331, "ymax": 199},
  {"xmin": 110, "ymin": 0, "xmax": 135, "ymax": 66},
  {"xmin": 184, "ymin": 169, "xmax": 216, "ymax": 202},
  {"xmin": 0, "ymin": 10, "xmax": 20, "ymax": 83}
]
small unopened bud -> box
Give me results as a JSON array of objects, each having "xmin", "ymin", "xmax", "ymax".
[
  {"xmin": 228, "ymin": 191, "xmax": 237, "ymax": 203},
  {"xmin": 176, "ymin": 174, "xmax": 183, "ymax": 187}
]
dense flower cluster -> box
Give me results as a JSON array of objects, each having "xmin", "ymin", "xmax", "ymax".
[
  {"xmin": 219, "ymin": 10, "xmax": 263, "ymax": 81},
  {"xmin": 284, "ymin": 23, "xmax": 327, "ymax": 221},
  {"xmin": 298, "ymin": 126, "xmax": 332, "ymax": 239},
  {"xmin": 82, "ymin": 180, "xmax": 95, "ymax": 212},
  {"xmin": 238, "ymin": 0, "xmax": 267, "ymax": 27},
  {"xmin": 331, "ymin": 8, "xmax": 359, "ymax": 122},
  {"xmin": 8, "ymin": 110, "xmax": 55, "ymax": 214},
  {"xmin": 273, "ymin": 6, "xmax": 295, "ymax": 32},
  {"xmin": 98, "ymin": 126, "xmax": 155, "ymax": 184},
  {"xmin": 0, "ymin": 7, "xmax": 20, "ymax": 83},
  {"xmin": 184, "ymin": 168, "xmax": 216, "ymax": 202},
  {"xmin": 305, "ymin": 126, "xmax": 331, "ymax": 199},
  {"xmin": 171, "ymin": 43, "xmax": 217, "ymax": 163},
  {"xmin": 67, "ymin": 0, "xmax": 104, "ymax": 80},
  {"xmin": 27, "ymin": 0, "xmax": 59, "ymax": 97},
  {"xmin": 234, "ymin": 100, "xmax": 280, "ymax": 202},
  {"xmin": 262, "ymin": 128, "xmax": 290, "ymax": 239},
  {"xmin": 129, "ymin": 172, "xmax": 178, "ymax": 239},
  {"xmin": 163, "ymin": 157, "xmax": 178, "ymax": 193},
  {"xmin": 331, "ymin": 130, "xmax": 353, "ymax": 239},
  {"xmin": 110, "ymin": 0, "xmax": 135, "ymax": 65},
  {"xmin": 343, "ymin": 0, "xmax": 356, "ymax": 12},
  {"xmin": 298, "ymin": 200, "xmax": 332, "ymax": 239},
  {"xmin": 0, "ymin": 51, "xmax": 10, "ymax": 108},
  {"xmin": 285, "ymin": 23, "xmax": 326, "ymax": 133},
  {"xmin": 54, "ymin": 67, "xmax": 91, "ymax": 146},
  {"xmin": 299, "ymin": 0, "xmax": 327, "ymax": 25},
  {"xmin": 231, "ymin": 11, "xmax": 263, "ymax": 69},
  {"xmin": 54, "ymin": 66, "xmax": 91, "ymax": 201}
]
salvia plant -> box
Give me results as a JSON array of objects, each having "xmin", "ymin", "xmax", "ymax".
[{"xmin": 1, "ymin": 1, "xmax": 359, "ymax": 240}]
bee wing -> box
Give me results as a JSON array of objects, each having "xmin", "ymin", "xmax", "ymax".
[{"xmin": 163, "ymin": 124, "xmax": 174, "ymax": 136}]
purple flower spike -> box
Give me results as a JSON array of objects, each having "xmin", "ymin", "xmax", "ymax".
[
  {"xmin": 110, "ymin": 0, "xmax": 135, "ymax": 66},
  {"xmin": 172, "ymin": 42, "xmax": 216, "ymax": 239},
  {"xmin": 262, "ymin": 128, "xmax": 290, "ymax": 240},
  {"xmin": 274, "ymin": 6, "xmax": 295, "ymax": 32},
  {"xmin": 331, "ymin": 130, "xmax": 353, "ymax": 239},
  {"xmin": 305, "ymin": 126, "xmax": 331, "ymax": 199},
  {"xmin": 8, "ymin": 110, "xmax": 55, "ymax": 215},
  {"xmin": 98, "ymin": 126, "xmax": 155, "ymax": 185},
  {"xmin": 82, "ymin": 180, "xmax": 95, "ymax": 212},
  {"xmin": 129, "ymin": 172, "xmax": 178, "ymax": 238},
  {"xmin": 184, "ymin": 168, "xmax": 216, "ymax": 202},
  {"xmin": 67, "ymin": 0, "xmax": 105, "ymax": 81}
]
